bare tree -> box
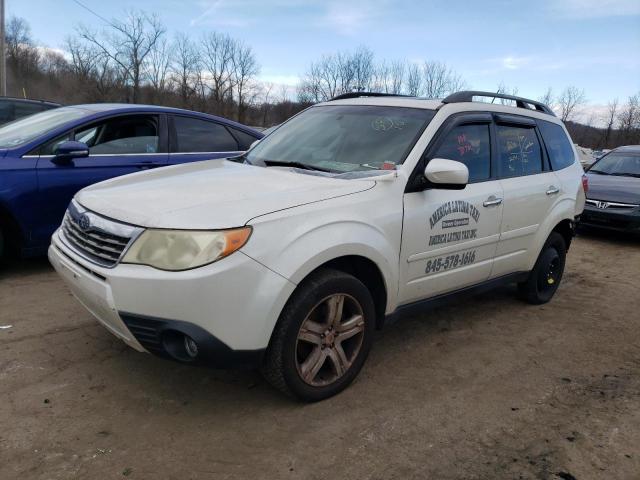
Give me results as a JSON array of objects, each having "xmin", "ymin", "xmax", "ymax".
[
  {"xmin": 232, "ymin": 41, "xmax": 260, "ymax": 123},
  {"xmin": 147, "ymin": 37, "xmax": 171, "ymax": 92},
  {"xmin": 66, "ymin": 37, "xmax": 99, "ymax": 80},
  {"xmin": 421, "ymin": 61, "xmax": 465, "ymax": 98},
  {"xmin": 557, "ymin": 86, "xmax": 586, "ymax": 122},
  {"xmin": 601, "ymin": 98, "xmax": 619, "ymax": 147},
  {"xmin": 77, "ymin": 10, "xmax": 166, "ymax": 102},
  {"xmin": 5, "ymin": 16, "xmax": 40, "ymax": 77},
  {"xmin": 405, "ymin": 63, "xmax": 422, "ymax": 96},
  {"xmin": 169, "ymin": 33, "xmax": 199, "ymax": 106},
  {"xmin": 538, "ymin": 87, "xmax": 554, "ymax": 107},
  {"xmin": 617, "ymin": 93, "xmax": 640, "ymax": 143},
  {"xmin": 201, "ymin": 32, "xmax": 236, "ymax": 109}
]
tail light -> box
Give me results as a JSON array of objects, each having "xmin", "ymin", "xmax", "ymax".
[{"xmin": 582, "ymin": 174, "xmax": 589, "ymax": 194}]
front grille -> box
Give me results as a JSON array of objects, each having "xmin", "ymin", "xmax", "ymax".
[
  {"xmin": 585, "ymin": 199, "xmax": 639, "ymax": 210},
  {"xmin": 60, "ymin": 201, "xmax": 143, "ymax": 268}
]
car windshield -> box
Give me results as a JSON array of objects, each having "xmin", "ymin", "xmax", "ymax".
[
  {"xmin": 0, "ymin": 107, "xmax": 90, "ymax": 149},
  {"xmin": 590, "ymin": 153, "xmax": 640, "ymax": 177},
  {"xmin": 246, "ymin": 104, "xmax": 436, "ymax": 173}
]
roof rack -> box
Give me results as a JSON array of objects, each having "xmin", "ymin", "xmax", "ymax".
[
  {"xmin": 329, "ymin": 92, "xmax": 413, "ymax": 101},
  {"xmin": 442, "ymin": 91, "xmax": 555, "ymax": 116}
]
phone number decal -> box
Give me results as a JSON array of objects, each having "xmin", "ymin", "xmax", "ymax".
[{"xmin": 425, "ymin": 250, "xmax": 476, "ymax": 274}]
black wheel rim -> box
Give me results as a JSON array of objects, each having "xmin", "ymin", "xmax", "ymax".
[{"xmin": 538, "ymin": 251, "xmax": 560, "ymax": 293}]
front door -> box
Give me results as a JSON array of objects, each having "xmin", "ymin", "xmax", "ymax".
[
  {"xmin": 34, "ymin": 114, "xmax": 167, "ymax": 245},
  {"xmin": 398, "ymin": 115, "xmax": 504, "ymax": 305}
]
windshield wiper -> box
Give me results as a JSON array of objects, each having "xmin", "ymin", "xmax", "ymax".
[
  {"xmin": 588, "ymin": 169, "xmax": 609, "ymax": 175},
  {"xmin": 263, "ymin": 159, "xmax": 333, "ymax": 173}
]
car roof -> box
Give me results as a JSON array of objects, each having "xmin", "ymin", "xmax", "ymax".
[
  {"xmin": 63, "ymin": 103, "xmax": 259, "ymax": 133},
  {"xmin": 0, "ymin": 96, "xmax": 61, "ymax": 107},
  {"xmin": 317, "ymin": 95, "xmax": 564, "ymax": 124},
  {"xmin": 611, "ymin": 145, "xmax": 640, "ymax": 154}
]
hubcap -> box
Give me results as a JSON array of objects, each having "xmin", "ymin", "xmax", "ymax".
[{"xmin": 295, "ymin": 294, "xmax": 365, "ymax": 387}]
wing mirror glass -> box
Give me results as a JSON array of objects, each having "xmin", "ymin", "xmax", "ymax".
[
  {"xmin": 52, "ymin": 141, "xmax": 89, "ymax": 165},
  {"xmin": 424, "ymin": 158, "xmax": 469, "ymax": 190}
]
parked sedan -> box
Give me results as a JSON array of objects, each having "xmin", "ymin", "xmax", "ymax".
[
  {"xmin": 580, "ymin": 145, "xmax": 640, "ymax": 233},
  {"xmin": 0, "ymin": 104, "xmax": 262, "ymax": 259},
  {"xmin": 0, "ymin": 97, "xmax": 61, "ymax": 125}
]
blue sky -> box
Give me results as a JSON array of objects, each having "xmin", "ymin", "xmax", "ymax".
[{"xmin": 8, "ymin": 0, "xmax": 640, "ymax": 112}]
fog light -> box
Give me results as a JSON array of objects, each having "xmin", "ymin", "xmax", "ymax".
[{"xmin": 184, "ymin": 335, "xmax": 198, "ymax": 358}]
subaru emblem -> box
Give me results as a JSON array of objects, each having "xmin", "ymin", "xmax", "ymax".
[{"xmin": 78, "ymin": 214, "xmax": 91, "ymax": 231}]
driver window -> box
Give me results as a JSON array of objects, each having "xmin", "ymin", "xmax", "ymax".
[
  {"xmin": 74, "ymin": 115, "xmax": 159, "ymax": 155},
  {"xmin": 433, "ymin": 124, "xmax": 491, "ymax": 182}
]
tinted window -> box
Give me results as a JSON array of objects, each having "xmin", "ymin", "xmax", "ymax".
[
  {"xmin": 432, "ymin": 124, "xmax": 491, "ymax": 182},
  {"xmin": 173, "ymin": 116, "xmax": 239, "ymax": 152},
  {"xmin": 229, "ymin": 127, "xmax": 259, "ymax": 150},
  {"xmin": 496, "ymin": 125, "xmax": 542, "ymax": 177},
  {"xmin": 75, "ymin": 115, "xmax": 159, "ymax": 155},
  {"xmin": 538, "ymin": 121, "xmax": 575, "ymax": 170}
]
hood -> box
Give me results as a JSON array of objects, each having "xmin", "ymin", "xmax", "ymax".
[
  {"xmin": 76, "ymin": 160, "xmax": 375, "ymax": 229},
  {"xmin": 585, "ymin": 173, "xmax": 640, "ymax": 205}
]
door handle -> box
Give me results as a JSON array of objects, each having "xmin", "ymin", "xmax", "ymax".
[
  {"xmin": 483, "ymin": 196, "xmax": 503, "ymax": 207},
  {"xmin": 546, "ymin": 186, "xmax": 560, "ymax": 195}
]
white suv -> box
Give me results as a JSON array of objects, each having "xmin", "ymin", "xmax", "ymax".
[{"xmin": 49, "ymin": 91, "xmax": 586, "ymax": 401}]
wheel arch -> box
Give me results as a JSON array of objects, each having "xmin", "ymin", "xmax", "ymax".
[
  {"xmin": 305, "ymin": 255, "xmax": 388, "ymax": 329},
  {"xmin": 0, "ymin": 201, "xmax": 25, "ymax": 255}
]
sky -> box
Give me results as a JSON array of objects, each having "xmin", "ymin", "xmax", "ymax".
[{"xmin": 8, "ymin": 0, "xmax": 640, "ymax": 122}]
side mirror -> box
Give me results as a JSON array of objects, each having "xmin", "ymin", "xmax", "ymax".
[
  {"xmin": 52, "ymin": 141, "xmax": 89, "ymax": 165},
  {"xmin": 424, "ymin": 158, "xmax": 469, "ymax": 190}
]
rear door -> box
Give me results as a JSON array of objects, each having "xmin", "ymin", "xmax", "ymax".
[
  {"xmin": 398, "ymin": 113, "xmax": 504, "ymax": 304},
  {"xmin": 491, "ymin": 115, "xmax": 561, "ymax": 277},
  {"xmin": 168, "ymin": 115, "xmax": 247, "ymax": 164},
  {"xmin": 34, "ymin": 113, "xmax": 167, "ymax": 244}
]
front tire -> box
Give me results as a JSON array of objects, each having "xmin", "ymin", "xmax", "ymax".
[
  {"xmin": 262, "ymin": 268, "xmax": 375, "ymax": 402},
  {"xmin": 518, "ymin": 232, "xmax": 567, "ymax": 304}
]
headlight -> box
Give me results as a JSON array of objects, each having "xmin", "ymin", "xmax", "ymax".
[{"xmin": 122, "ymin": 227, "xmax": 252, "ymax": 271}]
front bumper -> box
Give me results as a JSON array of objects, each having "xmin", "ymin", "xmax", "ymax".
[
  {"xmin": 49, "ymin": 230, "xmax": 296, "ymax": 367},
  {"xmin": 579, "ymin": 204, "xmax": 640, "ymax": 232}
]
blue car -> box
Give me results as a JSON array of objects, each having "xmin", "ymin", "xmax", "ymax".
[{"xmin": 0, "ymin": 104, "xmax": 262, "ymax": 259}]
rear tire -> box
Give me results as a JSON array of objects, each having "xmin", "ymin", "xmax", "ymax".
[
  {"xmin": 0, "ymin": 226, "xmax": 5, "ymax": 265},
  {"xmin": 518, "ymin": 232, "xmax": 566, "ymax": 304},
  {"xmin": 261, "ymin": 268, "xmax": 375, "ymax": 402}
]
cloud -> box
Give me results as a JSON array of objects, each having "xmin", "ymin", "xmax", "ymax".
[
  {"xmin": 501, "ymin": 55, "xmax": 531, "ymax": 70},
  {"xmin": 189, "ymin": 0, "xmax": 253, "ymax": 27},
  {"xmin": 549, "ymin": 0, "xmax": 640, "ymax": 18},
  {"xmin": 319, "ymin": 0, "xmax": 390, "ymax": 35}
]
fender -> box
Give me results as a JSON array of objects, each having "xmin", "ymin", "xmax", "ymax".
[
  {"xmin": 527, "ymin": 196, "xmax": 575, "ymax": 270},
  {"xmin": 243, "ymin": 217, "xmax": 401, "ymax": 314}
]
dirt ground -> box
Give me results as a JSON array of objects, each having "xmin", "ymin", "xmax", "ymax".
[{"xmin": 1, "ymin": 229, "xmax": 639, "ymax": 480}]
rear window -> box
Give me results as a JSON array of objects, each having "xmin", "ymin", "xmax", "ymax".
[
  {"xmin": 172, "ymin": 116, "xmax": 239, "ymax": 153},
  {"xmin": 538, "ymin": 121, "xmax": 575, "ymax": 170},
  {"xmin": 496, "ymin": 125, "xmax": 543, "ymax": 177}
]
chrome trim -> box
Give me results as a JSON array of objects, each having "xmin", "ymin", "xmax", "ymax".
[
  {"xmin": 60, "ymin": 200, "xmax": 144, "ymax": 268},
  {"xmin": 28, "ymin": 152, "xmax": 239, "ymax": 159},
  {"xmin": 168, "ymin": 151, "xmax": 240, "ymax": 155},
  {"xmin": 585, "ymin": 199, "xmax": 639, "ymax": 209}
]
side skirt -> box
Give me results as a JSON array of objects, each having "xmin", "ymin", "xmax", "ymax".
[{"xmin": 385, "ymin": 271, "xmax": 529, "ymax": 325}]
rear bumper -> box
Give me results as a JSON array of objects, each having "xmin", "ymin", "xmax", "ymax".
[{"xmin": 579, "ymin": 204, "xmax": 640, "ymax": 232}]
